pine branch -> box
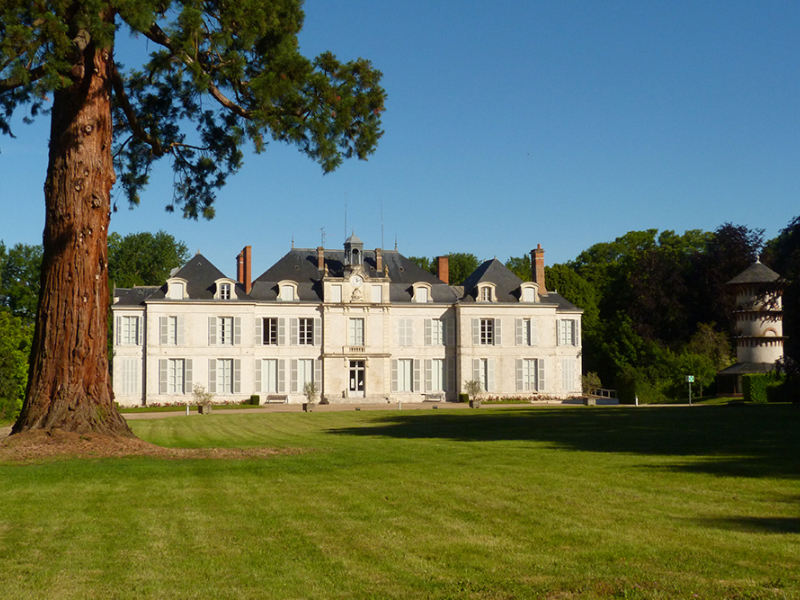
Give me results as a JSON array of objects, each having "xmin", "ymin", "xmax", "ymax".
[{"xmin": 0, "ymin": 64, "xmax": 47, "ymax": 93}]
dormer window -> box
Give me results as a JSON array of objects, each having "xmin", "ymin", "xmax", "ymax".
[
  {"xmin": 214, "ymin": 279, "xmax": 237, "ymax": 300},
  {"xmin": 279, "ymin": 282, "xmax": 298, "ymax": 301},
  {"xmin": 220, "ymin": 283, "xmax": 231, "ymax": 300},
  {"xmin": 478, "ymin": 284, "xmax": 496, "ymax": 302},
  {"xmin": 166, "ymin": 278, "xmax": 188, "ymax": 300},
  {"xmin": 413, "ymin": 283, "xmax": 431, "ymax": 303},
  {"xmin": 520, "ymin": 283, "xmax": 537, "ymax": 303}
]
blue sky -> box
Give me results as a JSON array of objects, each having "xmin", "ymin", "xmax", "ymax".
[{"xmin": 1, "ymin": 1, "xmax": 798, "ymax": 279}]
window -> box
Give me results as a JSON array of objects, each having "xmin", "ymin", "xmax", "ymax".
[
  {"xmin": 426, "ymin": 359, "xmax": 445, "ymax": 392},
  {"xmin": 280, "ymin": 285, "xmax": 296, "ymax": 301},
  {"xmin": 217, "ymin": 359, "xmax": 233, "ymax": 393},
  {"xmin": 262, "ymin": 317, "xmax": 278, "ymax": 345},
  {"xmin": 160, "ymin": 316, "xmax": 184, "ymax": 345},
  {"xmin": 158, "ymin": 358, "xmax": 192, "ymax": 394},
  {"xmin": 480, "ymin": 286, "xmax": 492, "ymax": 302},
  {"xmin": 262, "ymin": 359, "xmax": 279, "ymax": 393},
  {"xmin": 425, "ymin": 318, "xmax": 444, "ymax": 346},
  {"xmin": 517, "ymin": 358, "xmax": 545, "ymax": 392},
  {"xmin": 349, "ymin": 318, "xmax": 365, "ymax": 346},
  {"xmin": 522, "ymin": 286, "xmax": 535, "ymax": 303},
  {"xmin": 219, "ymin": 317, "xmax": 234, "ymax": 345},
  {"xmin": 371, "ymin": 285, "xmax": 382, "ymax": 303},
  {"xmin": 209, "ymin": 316, "xmax": 241, "ymax": 346},
  {"xmin": 396, "ymin": 359, "xmax": 414, "ymax": 392},
  {"xmin": 119, "ymin": 358, "xmax": 141, "ymax": 396},
  {"xmin": 414, "ymin": 286, "xmax": 429, "ymax": 303},
  {"xmin": 294, "ymin": 358, "xmax": 314, "ymax": 392},
  {"xmin": 561, "ymin": 358, "xmax": 576, "ymax": 392},
  {"xmin": 557, "ymin": 320, "xmax": 578, "ymax": 346},
  {"xmin": 472, "ymin": 358, "xmax": 494, "ymax": 392},
  {"xmin": 208, "ymin": 358, "xmax": 240, "ymax": 394},
  {"xmin": 397, "ymin": 319, "xmax": 413, "ymax": 346},
  {"xmin": 331, "ymin": 285, "xmax": 342, "ymax": 303},
  {"xmin": 472, "ymin": 318, "xmax": 501, "ymax": 346},
  {"xmin": 219, "ymin": 283, "xmax": 231, "ymax": 300},
  {"xmin": 515, "ymin": 318, "xmax": 536, "ymax": 346},
  {"xmin": 299, "ymin": 318, "xmax": 314, "ymax": 345},
  {"xmin": 167, "ymin": 281, "xmax": 185, "ymax": 300},
  {"xmin": 168, "ymin": 359, "xmax": 185, "ymax": 393},
  {"xmin": 118, "ymin": 315, "xmax": 140, "ymax": 345},
  {"xmin": 480, "ymin": 318, "xmax": 494, "ymax": 345}
]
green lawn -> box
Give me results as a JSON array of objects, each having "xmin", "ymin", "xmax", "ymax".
[{"xmin": 1, "ymin": 405, "xmax": 799, "ymax": 599}]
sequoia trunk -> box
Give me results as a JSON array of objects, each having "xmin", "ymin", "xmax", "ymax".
[{"xmin": 12, "ymin": 33, "xmax": 132, "ymax": 436}]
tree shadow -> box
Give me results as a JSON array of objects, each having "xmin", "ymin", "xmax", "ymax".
[
  {"xmin": 326, "ymin": 405, "xmax": 800, "ymax": 479},
  {"xmin": 691, "ymin": 516, "xmax": 800, "ymax": 534}
]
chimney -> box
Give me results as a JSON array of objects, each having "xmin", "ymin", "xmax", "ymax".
[
  {"xmin": 237, "ymin": 246, "xmax": 252, "ymax": 294},
  {"xmin": 375, "ymin": 248, "xmax": 383, "ymax": 274},
  {"xmin": 317, "ymin": 246, "xmax": 325, "ymax": 271},
  {"xmin": 531, "ymin": 244, "xmax": 546, "ymax": 294},
  {"xmin": 437, "ymin": 256, "xmax": 450, "ymax": 285}
]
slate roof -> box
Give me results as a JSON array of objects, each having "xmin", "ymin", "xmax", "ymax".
[
  {"xmin": 114, "ymin": 286, "xmax": 160, "ymax": 307},
  {"xmin": 717, "ymin": 362, "xmax": 776, "ymax": 376},
  {"xmin": 727, "ymin": 261, "xmax": 781, "ymax": 285}
]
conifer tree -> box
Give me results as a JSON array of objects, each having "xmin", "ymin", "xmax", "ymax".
[{"xmin": 1, "ymin": 1, "xmax": 386, "ymax": 436}]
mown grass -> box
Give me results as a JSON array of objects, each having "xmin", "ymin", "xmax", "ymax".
[{"xmin": 1, "ymin": 404, "xmax": 799, "ymax": 599}]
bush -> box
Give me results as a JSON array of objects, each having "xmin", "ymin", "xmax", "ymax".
[
  {"xmin": 249, "ymin": 394, "xmax": 260, "ymax": 406},
  {"xmin": 458, "ymin": 393, "xmax": 469, "ymax": 403},
  {"xmin": 742, "ymin": 374, "xmax": 783, "ymax": 403}
]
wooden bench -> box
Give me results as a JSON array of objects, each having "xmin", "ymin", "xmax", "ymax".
[{"xmin": 265, "ymin": 394, "xmax": 288, "ymax": 404}]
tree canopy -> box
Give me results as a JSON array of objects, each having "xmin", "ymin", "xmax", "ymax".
[{"xmin": 108, "ymin": 231, "xmax": 190, "ymax": 288}]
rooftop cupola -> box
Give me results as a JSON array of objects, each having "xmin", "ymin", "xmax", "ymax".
[{"xmin": 344, "ymin": 232, "xmax": 364, "ymax": 267}]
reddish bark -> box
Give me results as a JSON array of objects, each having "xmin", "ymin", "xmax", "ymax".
[{"xmin": 12, "ymin": 32, "xmax": 132, "ymax": 437}]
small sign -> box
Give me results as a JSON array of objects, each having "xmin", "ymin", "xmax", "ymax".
[{"xmin": 686, "ymin": 375, "xmax": 694, "ymax": 383}]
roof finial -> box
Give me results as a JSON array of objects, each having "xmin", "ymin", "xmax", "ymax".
[
  {"xmin": 756, "ymin": 253, "xmax": 761, "ymax": 263},
  {"xmin": 291, "ymin": 235, "xmax": 294, "ymax": 250}
]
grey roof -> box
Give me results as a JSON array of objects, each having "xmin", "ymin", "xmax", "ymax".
[
  {"xmin": 727, "ymin": 261, "xmax": 781, "ymax": 285},
  {"xmin": 717, "ymin": 362, "xmax": 776, "ymax": 376},
  {"xmin": 345, "ymin": 233, "xmax": 363, "ymax": 245},
  {"xmin": 114, "ymin": 286, "xmax": 160, "ymax": 307}
]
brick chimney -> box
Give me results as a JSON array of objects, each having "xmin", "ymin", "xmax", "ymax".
[
  {"xmin": 375, "ymin": 248, "xmax": 383, "ymax": 274},
  {"xmin": 437, "ymin": 256, "xmax": 450, "ymax": 284},
  {"xmin": 531, "ymin": 244, "xmax": 546, "ymax": 294},
  {"xmin": 237, "ymin": 246, "xmax": 252, "ymax": 294},
  {"xmin": 317, "ymin": 246, "xmax": 325, "ymax": 271}
]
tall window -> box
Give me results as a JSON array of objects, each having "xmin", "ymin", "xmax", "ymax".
[
  {"xmin": 262, "ymin": 359, "xmax": 278, "ymax": 393},
  {"xmin": 167, "ymin": 359, "xmax": 185, "ymax": 393},
  {"xmin": 427, "ymin": 318, "xmax": 444, "ymax": 346},
  {"xmin": 349, "ymin": 318, "xmax": 365, "ymax": 346},
  {"xmin": 415, "ymin": 287, "xmax": 429, "ymax": 303},
  {"xmin": 522, "ymin": 287, "xmax": 535, "ymax": 302},
  {"xmin": 280, "ymin": 285, "xmax": 295, "ymax": 301},
  {"xmin": 159, "ymin": 316, "xmax": 183, "ymax": 345},
  {"xmin": 299, "ymin": 318, "xmax": 314, "ymax": 345},
  {"xmin": 397, "ymin": 319, "xmax": 413, "ymax": 346},
  {"xmin": 517, "ymin": 358, "xmax": 545, "ymax": 392},
  {"xmin": 217, "ymin": 359, "xmax": 233, "ymax": 393},
  {"xmin": 480, "ymin": 318, "xmax": 494, "ymax": 345},
  {"xmin": 219, "ymin": 283, "xmax": 231, "ymax": 300},
  {"xmin": 296, "ymin": 359, "xmax": 314, "ymax": 390},
  {"xmin": 473, "ymin": 358, "xmax": 494, "ymax": 392},
  {"xmin": 480, "ymin": 287, "xmax": 492, "ymax": 302},
  {"xmin": 119, "ymin": 358, "xmax": 140, "ymax": 395},
  {"xmin": 561, "ymin": 358, "xmax": 576, "ymax": 392},
  {"xmin": 558, "ymin": 320, "xmax": 577, "ymax": 346},
  {"xmin": 516, "ymin": 318, "xmax": 536, "ymax": 346},
  {"xmin": 263, "ymin": 317, "xmax": 278, "ymax": 345},
  {"xmin": 119, "ymin": 315, "xmax": 140, "ymax": 345},
  {"xmin": 397, "ymin": 359, "xmax": 414, "ymax": 392},
  {"xmin": 219, "ymin": 317, "xmax": 234, "ymax": 345},
  {"xmin": 428, "ymin": 359, "xmax": 445, "ymax": 392}
]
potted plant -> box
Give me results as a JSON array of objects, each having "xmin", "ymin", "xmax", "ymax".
[
  {"xmin": 193, "ymin": 384, "xmax": 214, "ymax": 414},
  {"xmin": 302, "ymin": 381, "xmax": 318, "ymax": 412},
  {"xmin": 464, "ymin": 379, "xmax": 483, "ymax": 408}
]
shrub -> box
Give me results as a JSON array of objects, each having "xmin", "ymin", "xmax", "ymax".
[
  {"xmin": 742, "ymin": 374, "xmax": 781, "ymax": 403},
  {"xmin": 249, "ymin": 394, "xmax": 260, "ymax": 406},
  {"xmin": 458, "ymin": 393, "xmax": 469, "ymax": 403}
]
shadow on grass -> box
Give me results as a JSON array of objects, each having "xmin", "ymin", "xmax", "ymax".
[
  {"xmin": 326, "ymin": 404, "xmax": 800, "ymax": 479},
  {"xmin": 694, "ymin": 516, "xmax": 800, "ymax": 534}
]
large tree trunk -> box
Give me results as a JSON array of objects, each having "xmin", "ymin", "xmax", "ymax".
[{"xmin": 12, "ymin": 31, "xmax": 132, "ymax": 437}]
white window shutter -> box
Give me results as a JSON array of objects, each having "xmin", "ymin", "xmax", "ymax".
[
  {"xmin": 515, "ymin": 319, "xmax": 523, "ymax": 345},
  {"xmin": 314, "ymin": 359, "xmax": 322, "ymax": 386},
  {"xmin": 556, "ymin": 320, "xmax": 562, "ymax": 346},
  {"xmin": 208, "ymin": 317, "xmax": 217, "ymax": 345},
  {"xmin": 184, "ymin": 359, "xmax": 193, "ymax": 394},
  {"xmin": 424, "ymin": 319, "xmax": 432, "ymax": 346},
  {"xmin": 314, "ymin": 318, "xmax": 321, "ymax": 346},
  {"xmin": 159, "ymin": 359, "xmax": 167, "ymax": 394},
  {"xmin": 472, "ymin": 318, "xmax": 480, "ymax": 345},
  {"xmin": 447, "ymin": 357, "xmax": 456, "ymax": 392},
  {"xmin": 177, "ymin": 316, "xmax": 185, "ymax": 346},
  {"xmin": 255, "ymin": 317, "xmax": 262, "ymax": 346},
  {"xmin": 278, "ymin": 318, "xmax": 286, "ymax": 346},
  {"xmin": 446, "ymin": 317, "xmax": 455, "ymax": 346},
  {"xmin": 208, "ymin": 359, "xmax": 217, "ymax": 393},
  {"xmin": 233, "ymin": 359, "xmax": 241, "ymax": 394},
  {"xmin": 160, "ymin": 317, "xmax": 168, "ymax": 345},
  {"xmin": 290, "ymin": 359, "xmax": 298, "ymax": 393},
  {"xmin": 472, "ymin": 358, "xmax": 481, "ymax": 383},
  {"xmin": 135, "ymin": 317, "xmax": 142, "ymax": 345},
  {"xmin": 255, "ymin": 359, "xmax": 262, "ymax": 393},
  {"xmin": 531, "ymin": 319, "xmax": 538, "ymax": 346},
  {"xmin": 115, "ymin": 316, "xmax": 121, "ymax": 346},
  {"xmin": 575, "ymin": 321, "xmax": 580, "ymax": 346},
  {"xmin": 413, "ymin": 359, "xmax": 421, "ymax": 393},
  {"xmin": 391, "ymin": 360, "xmax": 398, "ymax": 392},
  {"xmin": 494, "ymin": 319, "xmax": 502, "ymax": 346},
  {"xmin": 537, "ymin": 358, "xmax": 546, "ymax": 392},
  {"xmin": 424, "ymin": 359, "xmax": 432, "ymax": 392},
  {"xmin": 516, "ymin": 359, "xmax": 523, "ymax": 392},
  {"xmin": 277, "ymin": 359, "xmax": 286, "ymax": 393},
  {"xmin": 291, "ymin": 318, "xmax": 298, "ymax": 346},
  {"xmin": 487, "ymin": 359, "xmax": 495, "ymax": 392},
  {"xmin": 234, "ymin": 317, "xmax": 242, "ymax": 346}
]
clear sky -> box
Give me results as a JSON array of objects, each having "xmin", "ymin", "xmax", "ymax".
[{"xmin": 1, "ymin": 1, "xmax": 798, "ymax": 279}]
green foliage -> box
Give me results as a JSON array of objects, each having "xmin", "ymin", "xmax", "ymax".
[
  {"xmin": 249, "ymin": 394, "xmax": 260, "ymax": 406},
  {"xmin": 1, "ymin": 1, "xmax": 386, "ymax": 218},
  {"xmin": 458, "ymin": 393, "xmax": 469, "ymax": 403},
  {"xmin": 107, "ymin": 231, "xmax": 190, "ymax": 288},
  {"xmin": 763, "ymin": 215, "xmax": 800, "ymax": 360},
  {"xmin": 408, "ymin": 252, "xmax": 480, "ymax": 285},
  {"xmin": 742, "ymin": 374, "xmax": 771, "ymax": 404},
  {"xmin": 581, "ymin": 372, "xmax": 602, "ymax": 395},
  {"xmin": 0, "ymin": 242, "xmax": 42, "ymax": 324},
  {"xmin": 407, "ymin": 256, "xmax": 431, "ymax": 273},
  {"xmin": 545, "ymin": 264, "xmax": 600, "ymax": 328},
  {"xmin": 0, "ymin": 309, "xmax": 33, "ymax": 422},
  {"xmin": 464, "ymin": 380, "xmax": 482, "ymax": 400},
  {"xmin": 504, "ymin": 254, "xmax": 530, "ymax": 281}
]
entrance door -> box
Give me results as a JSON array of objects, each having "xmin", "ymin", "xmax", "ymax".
[{"xmin": 349, "ymin": 360, "xmax": 365, "ymax": 398}]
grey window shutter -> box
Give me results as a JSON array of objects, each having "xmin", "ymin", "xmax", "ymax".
[
  {"xmin": 413, "ymin": 359, "xmax": 421, "ymax": 393},
  {"xmin": 255, "ymin": 317, "xmax": 262, "ymax": 346},
  {"xmin": 254, "ymin": 359, "xmax": 262, "ymax": 393},
  {"xmin": 516, "ymin": 359, "xmax": 523, "ymax": 392},
  {"xmin": 447, "ymin": 357, "xmax": 456, "ymax": 392},
  {"xmin": 494, "ymin": 319, "xmax": 502, "ymax": 346},
  {"xmin": 277, "ymin": 360, "xmax": 285, "ymax": 393},
  {"xmin": 314, "ymin": 318, "xmax": 321, "ymax": 346},
  {"xmin": 537, "ymin": 358, "xmax": 546, "ymax": 392},
  {"xmin": 278, "ymin": 318, "xmax": 286, "ymax": 346},
  {"xmin": 424, "ymin": 359, "xmax": 432, "ymax": 392},
  {"xmin": 424, "ymin": 319, "xmax": 432, "ymax": 346},
  {"xmin": 184, "ymin": 359, "xmax": 193, "ymax": 394},
  {"xmin": 291, "ymin": 318, "xmax": 298, "ymax": 346},
  {"xmin": 472, "ymin": 318, "xmax": 480, "ymax": 345},
  {"xmin": 233, "ymin": 359, "xmax": 241, "ymax": 393},
  {"xmin": 208, "ymin": 359, "xmax": 217, "ymax": 393},
  {"xmin": 472, "ymin": 358, "xmax": 481, "ymax": 383},
  {"xmin": 159, "ymin": 359, "xmax": 167, "ymax": 394},
  {"xmin": 531, "ymin": 318, "xmax": 538, "ymax": 346},
  {"xmin": 515, "ymin": 319, "xmax": 523, "ymax": 346},
  {"xmin": 135, "ymin": 317, "xmax": 142, "ymax": 345},
  {"xmin": 290, "ymin": 359, "xmax": 298, "ymax": 393},
  {"xmin": 487, "ymin": 359, "xmax": 495, "ymax": 392},
  {"xmin": 446, "ymin": 317, "xmax": 455, "ymax": 346},
  {"xmin": 556, "ymin": 320, "xmax": 562, "ymax": 346},
  {"xmin": 177, "ymin": 316, "xmax": 185, "ymax": 346},
  {"xmin": 575, "ymin": 321, "xmax": 580, "ymax": 346},
  {"xmin": 391, "ymin": 360, "xmax": 398, "ymax": 392},
  {"xmin": 160, "ymin": 317, "xmax": 168, "ymax": 345},
  {"xmin": 234, "ymin": 317, "xmax": 242, "ymax": 346},
  {"xmin": 115, "ymin": 316, "xmax": 121, "ymax": 345},
  {"xmin": 315, "ymin": 359, "xmax": 322, "ymax": 386},
  {"xmin": 209, "ymin": 317, "xmax": 217, "ymax": 345}
]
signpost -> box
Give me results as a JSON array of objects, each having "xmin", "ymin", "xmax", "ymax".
[{"xmin": 685, "ymin": 375, "xmax": 694, "ymax": 405}]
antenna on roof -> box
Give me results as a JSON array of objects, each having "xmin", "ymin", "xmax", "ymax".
[
  {"xmin": 320, "ymin": 227, "xmax": 326, "ymax": 247},
  {"xmin": 291, "ymin": 235, "xmax": 294, "ymax": 249},
  {"xmin": 394, "ymin": 235, "xmax": 398, "ymax": 251},
  {"xmin": 381, "ymin": 203, "xmax": 384, "ymax": 250},
  {"xmin": 344, "ymin": 201, "xmax": 347, "ymax": 243}
]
